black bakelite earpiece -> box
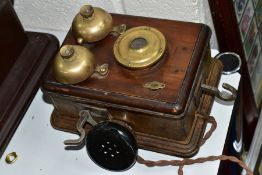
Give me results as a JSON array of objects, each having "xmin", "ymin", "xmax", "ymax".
[{"xmin": 86, "ymin": 121, "xmax": 138, "ymax": 171}]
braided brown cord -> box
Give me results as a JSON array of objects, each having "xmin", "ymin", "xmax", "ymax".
[
  {"xmin": 137, "ymin": 155, "xmax": 253, "ymax": 175},
  {"xmin": 200, "ymin": 116, "xmax": 217, "ymax": 146},
  {"xmin": 137, "ymin": 115, "xmax": 253, "ymax": 175},
  {"xmin": 178, "ymin": 165, "xmax": 184, "ymax": 175}
]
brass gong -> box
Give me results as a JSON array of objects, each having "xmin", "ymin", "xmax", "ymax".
[
  {"xmin": 113, "ymin": 26, "xmax": 166, "ymax": 69},
  {"xmin": 72, "ymin": 5, "xmax": 113, "ymax": 44},
  {"xmin": 53, "ymin": 45, "xmax": 95, "ymax": 84}
]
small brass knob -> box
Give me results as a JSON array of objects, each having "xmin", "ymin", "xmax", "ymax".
[
  {"xmin": 53, "ymin": 45, "xmax": 95, "ymax": 84},
  {"xmin": 60, "ymin": 45, "xmax": 74, "ymax": 59},
  {"xmin": 80, "ymin": 5, "xmax": 94, "ymax": 18}
]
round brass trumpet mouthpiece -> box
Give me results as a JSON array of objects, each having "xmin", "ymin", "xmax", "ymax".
[
  {"xmin": 113, "ymin": 26, "xmax": 166, "ymax": 69},
  {"xmin": 72, "ymin": 4, "xmax": 113, "ymax": 43},
  {"xmin": 53, "ymin": 45, "xmax": 95, "ymax": 84}
]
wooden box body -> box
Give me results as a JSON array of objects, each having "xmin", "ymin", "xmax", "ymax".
[{"xmin": 42, "ymin": 14, "xmax": 222, "ymax": 157}]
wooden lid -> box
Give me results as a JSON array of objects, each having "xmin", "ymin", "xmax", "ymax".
[{"xmin": 43, "ymin": 14, "xmax": 211, "ymax": 115}]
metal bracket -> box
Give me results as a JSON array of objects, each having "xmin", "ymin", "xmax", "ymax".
[
  {"xmin": 64, "ymin": 110, "xmax": 97, "ymax": 146},
  {"xmin": 201, "ymin": 83, "xmax": 237, "ymax": 101},
  {"xmin": 95, "ymin": 64, "xmax": 109, "ymax": 76},
  {"xmin": 91, "ymin": 64, "xmax": 109, "ymax": 79},
  {"xmin": 111, "ymin": 24, "xmax": 127, "ymax": 35}
]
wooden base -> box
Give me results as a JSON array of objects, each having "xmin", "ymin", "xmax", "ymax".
[{"xmin": 49, "ymin": 58, "xmax": 223, "ymax": 157}]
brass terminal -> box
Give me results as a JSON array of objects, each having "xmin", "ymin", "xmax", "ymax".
[{"xmin": 5, "ymin": 152, "xmax": 18, "ymax": 164}]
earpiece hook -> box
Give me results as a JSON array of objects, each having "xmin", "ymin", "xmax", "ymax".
[
  {"xmin": 201, "ymin": 83, "xmax": 237, "ymax": 102},
  {"xmin": 64, "ymin": 110, "xmax": 97, "ymax": 146}
]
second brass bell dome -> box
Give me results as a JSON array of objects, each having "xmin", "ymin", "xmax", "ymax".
[
  {"xmin": 72, "ymin": 4, "xmax": 113, "ymax": 44},
  {"xmin": 53, "ymin": 45, "xmax": 95, "ymax": 84}
]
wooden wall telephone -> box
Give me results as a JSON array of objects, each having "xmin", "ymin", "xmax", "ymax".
[{"xmin": 42, "ymin": 4, "xmax": 237, "ymax": 171}]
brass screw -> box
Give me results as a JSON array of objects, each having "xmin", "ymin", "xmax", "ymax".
[
  {"xmin": 100, "ymin": 67, "xmax": 106, "ymax": 73},
  {"xmin": 97, "ymin": 64, "xmax": 108, "ymax": 75},
  {"xmin": 77, "ymin": 38, "xmax": 84, "ymax": 44}
]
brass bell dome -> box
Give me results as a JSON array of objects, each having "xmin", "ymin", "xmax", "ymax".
[
  {"xmin": 53, "ymin": 45, "xmax": 95, "ymax": 84},
  {"xmin": 72, "ymin": 4, "xmax": 113, "ymax": 44}
]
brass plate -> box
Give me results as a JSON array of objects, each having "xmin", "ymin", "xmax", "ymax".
[{"xmin": 113, "ymin": 26, "xmax": 166, "ymax": 69}]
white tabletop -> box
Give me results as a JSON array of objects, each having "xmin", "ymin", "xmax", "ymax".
[{"xmin": 0, "ymin": 72, "xmax": 240, "ymax": 175}]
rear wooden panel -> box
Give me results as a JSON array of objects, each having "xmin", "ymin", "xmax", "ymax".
[{"xmin": 0, "ymin": 0, "xmax": 27, "ymax": 83}]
